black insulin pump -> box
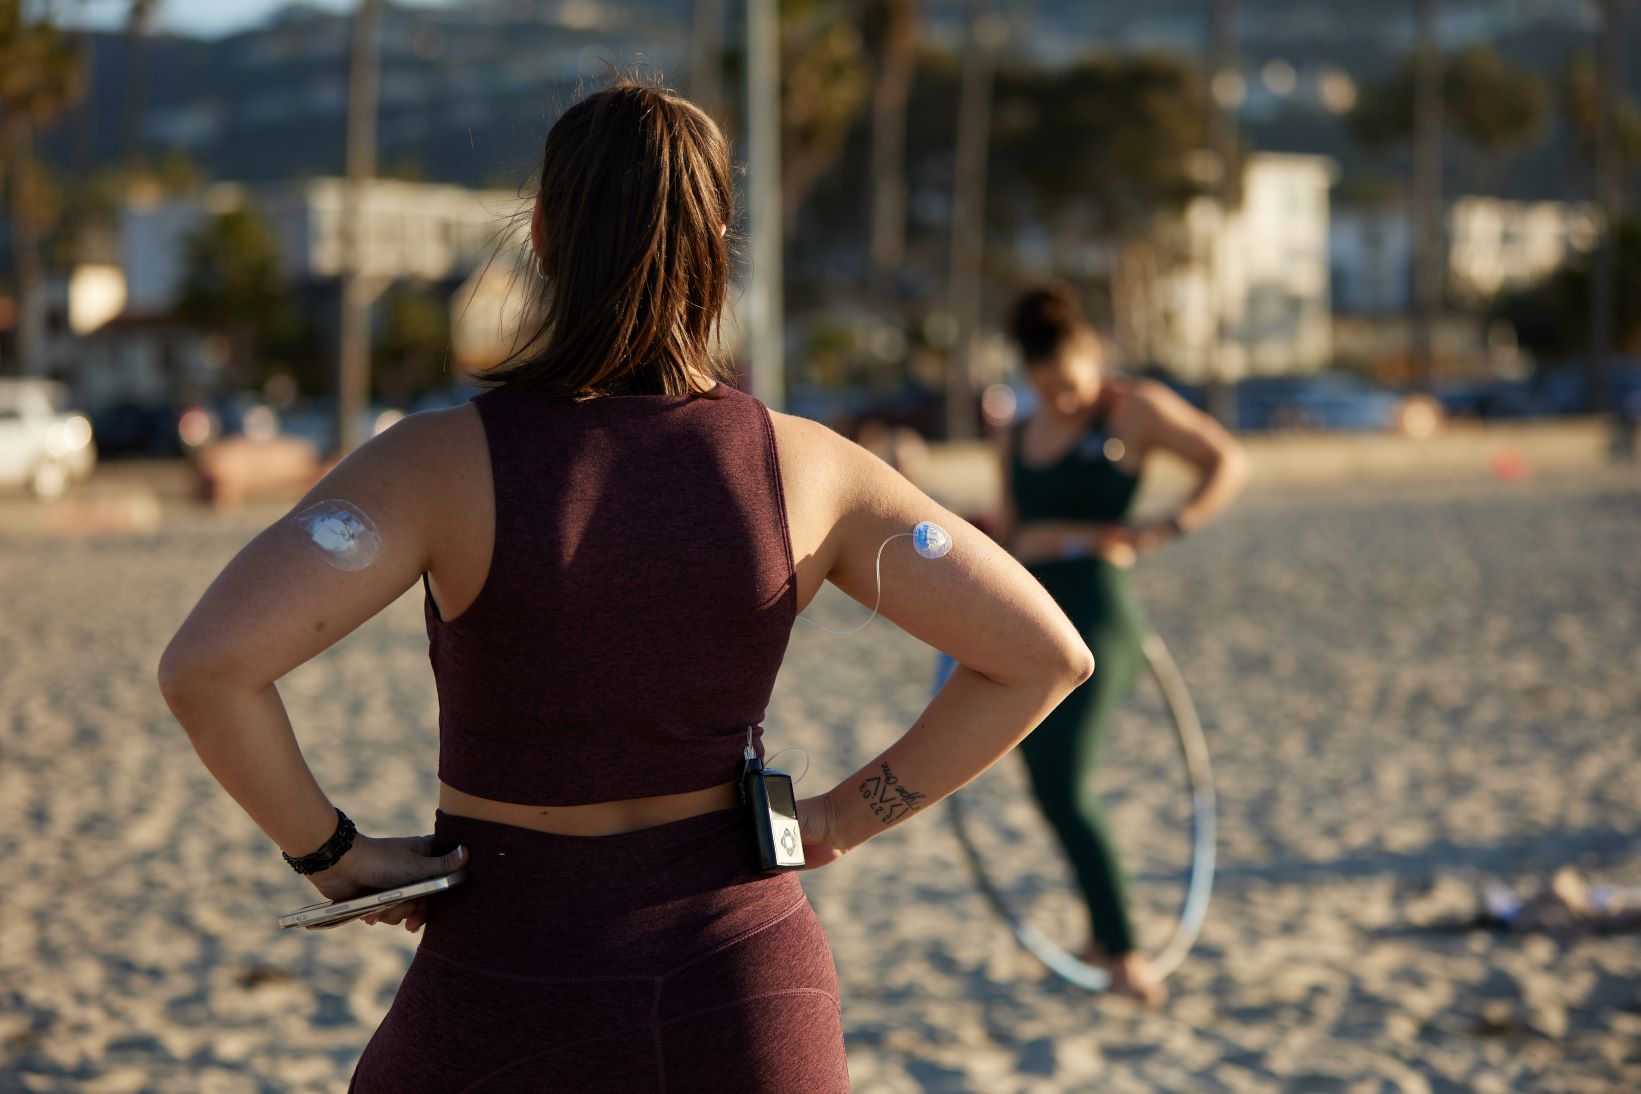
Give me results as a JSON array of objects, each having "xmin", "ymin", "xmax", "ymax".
[{"xmin": 740, "ymin": 739, "xmax": 805, "ymax": 872}]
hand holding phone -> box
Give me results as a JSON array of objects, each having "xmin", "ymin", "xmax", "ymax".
[{"xmin": 278, "ymin": 870, "xmax": 468, "ymax": 930}]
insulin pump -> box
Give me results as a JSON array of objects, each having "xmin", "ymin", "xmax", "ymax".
[
  {"xmin": 740, "ymin": 734, "xmax": 805, "ymax": 872},
  {"xmin": 741, "ymin": 519, "xmax": 954, "ymax": 872}
]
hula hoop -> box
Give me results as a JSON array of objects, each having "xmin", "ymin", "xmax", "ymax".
[{"xmin": 945, "ymin": 632, "xmax": 1216, "ymax": 992}]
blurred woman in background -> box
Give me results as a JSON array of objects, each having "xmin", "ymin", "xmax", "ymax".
[{"xmin": 995, "ymin": 284, "xmax": 1248, "ymax": 1004}]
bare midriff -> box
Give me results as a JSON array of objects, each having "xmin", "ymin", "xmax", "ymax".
[{"xmin": 438, "ymin": 779, "xmax": 741, "ymax": 837}]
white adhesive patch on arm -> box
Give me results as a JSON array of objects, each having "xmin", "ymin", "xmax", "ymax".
[
  {"xmin": 799, "ymin": 521, "xmax": 952, "ymax": 635},
  {"xmin": 293, "ymin": 500, "xmax": 382, "ymax": 572}
]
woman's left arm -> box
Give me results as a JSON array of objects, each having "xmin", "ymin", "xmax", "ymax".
[
  {"xmin": 1131, "ymin": 380, "xmax": 1249, "ymax": 548},
  {"xmin": 157, "ymin": 410, "xmax": 469, "ymax": 917}
]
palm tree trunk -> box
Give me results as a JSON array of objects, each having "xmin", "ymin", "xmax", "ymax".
[
  {"xmin": 7, "ymin": 120, "xmax": 45, "ymax": 374},
  {"xmin": 1411, "ymin": 0, "xmax": 1443, "ymax": 392},
  {"xmin": 1589, "ymin": 0, "xmax": 1624, "ymax": 422},
  {"xmin": 123, "ymin": 0, "xmax": 157, "ymax": 165},
  {"xmin": 745, "ymin": 0, "xmax": 785, "ymax": 407},
  {"xmin": 1204, "ymin": 0, "xmax": 1238, "ymax": 424},
  {"xmin": 338, "ymin": 0, "xmax": 384, "ymax": 454},
  {"xmin": 690, "ymin": 0, "xmax": 726, "ymax": 121},
  {"xmin": 946, "ymin": 4, "xmax": 1002, "ymax": 442},
  {"xmin": 867, "ymin": 0, "xmax": 918, "ymax": 301}
]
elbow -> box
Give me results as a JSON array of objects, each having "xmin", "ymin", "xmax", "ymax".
[
  {"xmin": 1063, "ymin": 640, "xmax": 1096, "ymax": 689},
  {"xmin": 156, "ymin": 640, "xmax": 199, "ymax": 716},
  {"xmin": 1038, "ymin": 631, "xmax": 1094, "ymax": 693},
  {"xmin": 1219, "ymin": 442, "xmax": 1251, "ymax": 493},
  {"xmin": 156, "ymin": 637, "xmax": 229, "ymax": 725}
]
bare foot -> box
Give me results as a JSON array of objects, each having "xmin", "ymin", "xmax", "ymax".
[{"xmin": 1078, "ymin": 945, "xmax": 1168, "ymax": 1007}]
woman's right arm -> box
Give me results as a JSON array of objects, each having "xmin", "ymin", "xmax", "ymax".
[{"xmin": 771, "ymin": 413, "xmax": 1094, "ymax": 867}]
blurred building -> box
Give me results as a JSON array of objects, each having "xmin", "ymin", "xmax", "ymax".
[
  {"xmin": 1331, "ymin": 198, "xmax": 1600, "ymax": 316},
  {"xmin": 1154, "ymin": 152, "xmax": 1338, "ymax": 381},
  {"xmin": 1446, "ymin": 198, "xmax": 1601, "ymax": 304},
  {"xmin": 121, "ymin": 179, "xmax": 524, "ymax": 315}
]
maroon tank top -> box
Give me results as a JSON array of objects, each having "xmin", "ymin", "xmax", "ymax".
[{"xmin": 424, "ymin": 381, "xmax": 798, "ymax": 805}]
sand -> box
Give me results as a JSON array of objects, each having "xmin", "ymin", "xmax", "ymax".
[{"xmin": 1, "ymin": 467, "xmax": 1638, "ymax": 1092}]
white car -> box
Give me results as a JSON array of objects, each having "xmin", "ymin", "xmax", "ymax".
[{"xmin": 0, "ymin": 379, "xmax": 97, "ymax": 500}]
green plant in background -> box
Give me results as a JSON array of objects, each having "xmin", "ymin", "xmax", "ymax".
[
  {"xmin": 1351, "ymin": 45, "xmax": 1549, "ymax": 169},
  {"xmin": 0, "ymin": 0, "xmax": 85, "ymax": 369},
  {"xmin": 375, "ymin": 285, "xmax": 452, "ymax": 400},
  {"xmin": 989, "ymin": 52, "xmax": 1209, "ymax": 363},
  {"xmin": 174, "ymin": 205, "xmax": 291, "ymax": 388}
]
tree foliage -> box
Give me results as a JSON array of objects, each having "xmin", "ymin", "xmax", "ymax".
[
  {"xmin": 175, "ymin": 205, "xmax": 289, "ymax": 382},
  {"xmin": 0, "ymin": 1, "xmax": 84, "ymax": 129},
  {"xmin": 1350, "ymin": 46, "xmax": 1548, "ymax": 158},
  {"xmin": 990, "ymin": 52, "xmax": 1208, "ymax": 239},
  {"xmin": 1558, "ymin": 50, "xmax": 1641, "ymax": 164},
  {"xmin": 375, "ymin": 285, "xmax": 451, "ymax": 398},
  {"xmin": 777, "ymin": 0, "xmax": 872, "ymax": 235}
]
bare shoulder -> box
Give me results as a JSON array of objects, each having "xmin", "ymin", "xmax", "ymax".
[
  {"xmin": 340, "ymin": 403, "xmax": 485, "ymax": 488},
  {"xmin": 374, "ymin": 402, "xmax": 482, "ymax": 459},
  {"xmin": 766, "ymin": 407, "xmax": 852, "ymax": 462},
  {"xmin": 1119, "ymin": 376, "xmax": 1197, "ymax": 423},
  {"xmin": 298, "ymin": 402, "xmax": 489, "ymax": 540},
  {"xmin": 766, "ymin": 408, "xmax": 901, "ymax": 505}
]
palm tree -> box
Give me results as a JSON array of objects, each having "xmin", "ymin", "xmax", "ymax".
[
  {"xmin": 1411, "ymin": 0, "xmax": 1442, "ymax": 392},
  {"xmin": 1203, "ymin": 0, "xmax": 1239, "ymax": 427},
  {"xmin": 863, "ymin": 0, "xmax": 919, "ymax": 301},
  {"xmin": 338, "ymin": 0, "xmax": 384, "ymax": 454},
  {"xmin": 0, "ymin": 0, "xmax": 86, "ymax": 373},
  {"xmin": 1590, "ymin": 0, "xmax": 1626, "ymax": 421},
  {"xmin": 123, "ymin": 0, "xmax": 160, "ymax": 165},
  {"xmin": 945, "ymin": 3, "xmax": 1004, "ymax": 441}
]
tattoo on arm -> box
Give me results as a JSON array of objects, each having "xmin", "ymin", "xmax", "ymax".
[{"xmin": 858, "ymin": 762, "xmax": 927, "ymax": 825}]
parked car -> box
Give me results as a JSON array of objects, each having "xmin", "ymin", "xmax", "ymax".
[
  {"xmin": 0, "ymin": 379, "xmax": 97, "ymax": 499},
  {"xmin": 1533, "ymin": 365, "xmax": 1641, "ymax": 417},
  {"xmin": 1233, "ymin": 371, "xmax": 1406, "ymax": 432},
  {"xmin": 1435, "ymin": 378, "xmax": 1538, "ymax": 421},
  {"xmin": 89, "ymin": 400, "xmax": 188, "ymax": 459}
]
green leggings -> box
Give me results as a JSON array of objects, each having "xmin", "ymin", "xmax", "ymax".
[{"xmin": 1018, "ymin": 558, "xmax": 1148, "ymax": 957}]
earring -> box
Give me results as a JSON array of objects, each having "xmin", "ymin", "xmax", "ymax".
[{"xmin": 533, "ymin": 254, "xmax": 547, "ymax": 280}]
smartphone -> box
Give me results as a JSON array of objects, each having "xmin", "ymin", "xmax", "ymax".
[
  {"xmin": 276, "ymin": 869, "xmax": 468, "ymax": 930},
  {"xmin": 743, "ymin": 769, "xmax": 805, "ymax": 872}
]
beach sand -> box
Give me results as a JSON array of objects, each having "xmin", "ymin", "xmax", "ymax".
[{"xmin": 1, "ymin": 468, "xmax": 1637, "ymax": 1092}]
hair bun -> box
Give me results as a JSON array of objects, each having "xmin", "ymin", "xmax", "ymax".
[{"xmin": 1009, "ymin": 284, "xmax": 1085, "ymax": 363}]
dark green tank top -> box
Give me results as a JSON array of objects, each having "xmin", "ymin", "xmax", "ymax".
[{"xmin": 1010, "ymin": 399, "xmax": 1140, "ymax": 525}]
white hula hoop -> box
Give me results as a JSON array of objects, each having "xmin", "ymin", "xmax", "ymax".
[{"xmin": 945, "ymin": 632, "xmax": 1217, "ymax": 992}]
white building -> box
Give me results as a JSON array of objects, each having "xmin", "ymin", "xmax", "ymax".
[
  {"xmin": 119, "ymin": 178, "xmax": 527, "ymax": 315},
  {"xmin": 1330, "ymin": 197, "xmax": 1600, "ymax": 316},
  {"xmin": 1153, "ymin": 152, "xmax": 1338, "ymax": 380},
  {"xmin": 1447, "ymin": 197, "xmax": 1600, "ymax": 302}
]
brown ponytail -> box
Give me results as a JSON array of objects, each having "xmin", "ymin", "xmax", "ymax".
[{"xmin": 482, "ymin": 76, "xmax": 736, "ymax": 398}]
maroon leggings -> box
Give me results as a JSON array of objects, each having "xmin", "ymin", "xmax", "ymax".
[{"xmin": 349, "ymin": 809, "xmax": 848, "ymax": 1093}]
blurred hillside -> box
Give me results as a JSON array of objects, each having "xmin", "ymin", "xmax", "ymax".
[{"xmin": 38, "ymin": 0, "xmax": 1641, "ymax": 199}]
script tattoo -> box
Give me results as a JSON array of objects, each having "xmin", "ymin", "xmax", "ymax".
[{"xmin": 858, "ymin": 762, "xmax": 927, "ymax": 825}]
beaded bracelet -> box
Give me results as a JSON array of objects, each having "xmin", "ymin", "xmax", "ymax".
[{"xmin": 282, "ymin": 808, "xmax": 357, "ymax": 875}]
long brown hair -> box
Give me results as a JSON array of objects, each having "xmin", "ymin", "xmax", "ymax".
[{"xmin": 482, "ymin": 78, "xmax": 736, "ymax": 398}]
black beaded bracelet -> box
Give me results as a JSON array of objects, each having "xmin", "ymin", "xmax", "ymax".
[
  {"xmin": 282, "ymin": 808, "xmax": 357, "ymax": 875},
  {"xmin": 1166, "ymin": 513, "xmax": 1189, "ymax": 539}
]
